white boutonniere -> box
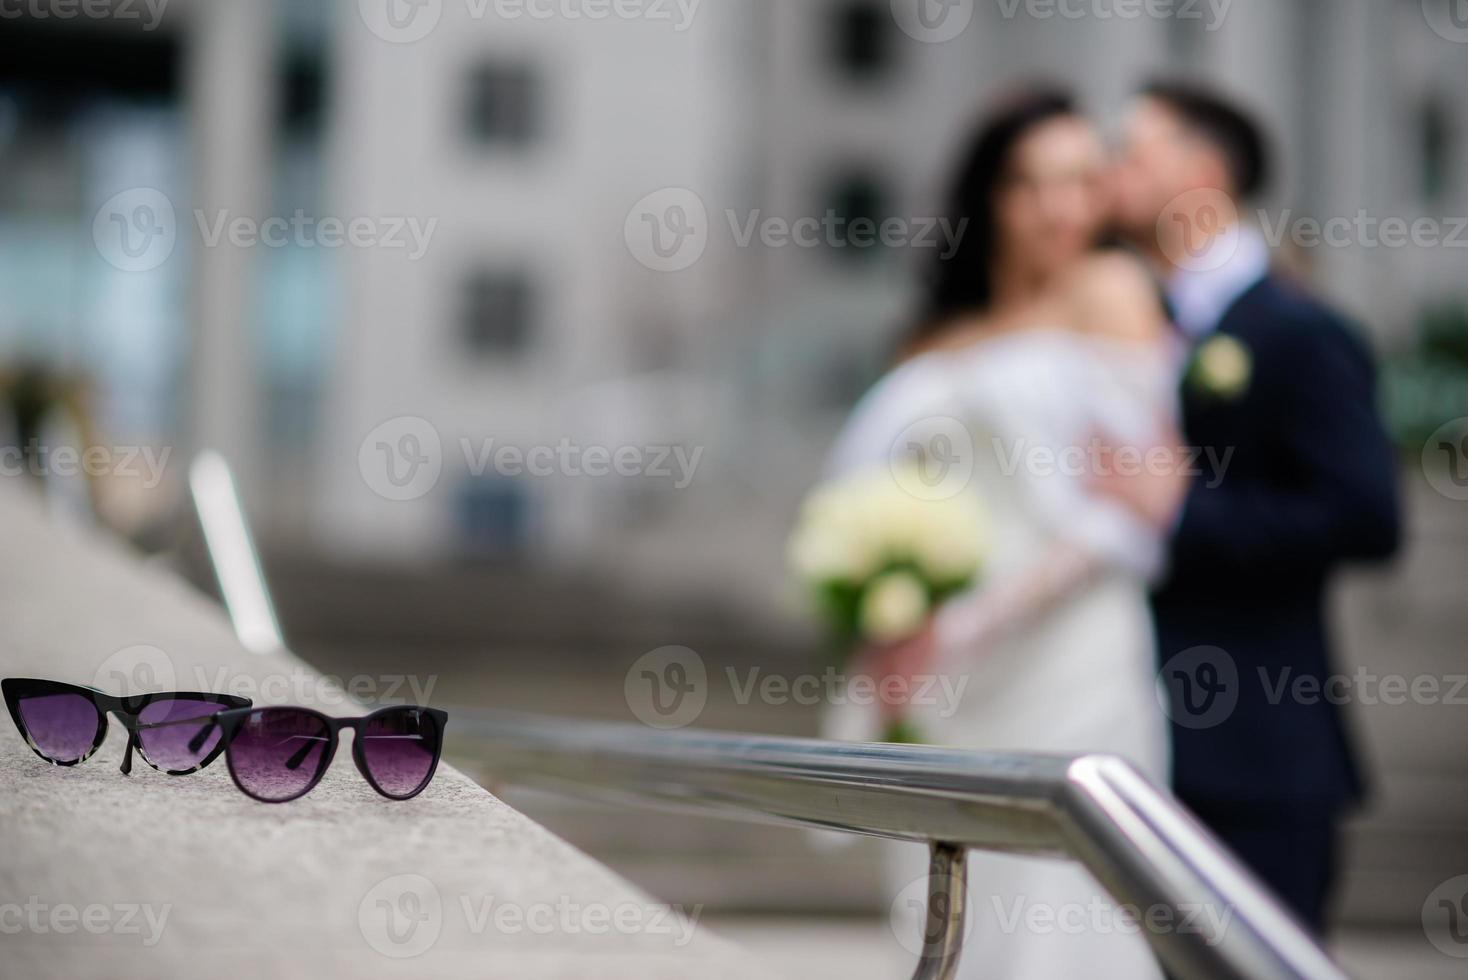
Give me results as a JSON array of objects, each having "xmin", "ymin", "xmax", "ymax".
[{"xmin": 1187, "ymin": 334, "xmax": 1252, "ymax": 400}]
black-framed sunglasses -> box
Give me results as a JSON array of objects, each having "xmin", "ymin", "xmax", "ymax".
[
  {"xmin": 1, "ymin": 677, "xmax": 250, "ymax": 775},
  {"xmin": 157, "ymin": 704, "xmax": 448, "ymax": 803}
]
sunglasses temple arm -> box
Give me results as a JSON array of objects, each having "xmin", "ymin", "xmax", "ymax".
[
  {"xmin": 285, "ymin": 738, "xmax": 320, "ymax": 771},
  {"xmin": 132, "ymin": 713, "xmax": 225, "ymax": 756},
  {"xmin": 120, "ymin": 732, "xmax": 135, "ymax": 776},
  {"xmin": 187, "ymin": 716, "xmax": 221, "ymax": 755}
]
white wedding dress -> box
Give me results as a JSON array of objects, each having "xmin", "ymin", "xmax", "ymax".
[{"xmin": 825, "ymin": 328, "xmax": 1175, "ymax": 979}]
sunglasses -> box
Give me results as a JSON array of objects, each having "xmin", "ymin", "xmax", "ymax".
[
  {"xmin": 152, "ymin": 704, "xmax": 448, "ymax": 803},
  {"xmin": 2, "ymin": 677, "xmax": 250, "ymax": 775}
]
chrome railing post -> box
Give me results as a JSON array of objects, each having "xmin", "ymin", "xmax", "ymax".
[{"xmin": 911, "ymin": 841, "xmax": 968, "ymax": 980}]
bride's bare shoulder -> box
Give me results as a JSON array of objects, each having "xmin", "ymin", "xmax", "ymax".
[{"xmin": 1058, "ymin": 251, "xmax": 1169, "ymax": 344}]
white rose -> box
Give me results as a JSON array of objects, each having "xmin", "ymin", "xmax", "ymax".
[
  {"xmin": 788, "ymin": 524, "xmax": 873, "ymax": 582},
  {"xmin": 1192, "ymin": 335, "xmax": 1252, "ymax": 399},
  {"xmin": 915, "ymin": 524, "xmax": 975, "ymax": 582},
  {"xmin": 913, "ymin": 497, "xmax": 985, "ymax": 583},
  {"xmin": 859, "ymin": 571, "xmax": 930, "ymax": 644}
]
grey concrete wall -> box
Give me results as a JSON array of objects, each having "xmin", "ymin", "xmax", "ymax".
[{"xmin": 0, "ymin": 485, "xmax": 759, "ymax": 979}]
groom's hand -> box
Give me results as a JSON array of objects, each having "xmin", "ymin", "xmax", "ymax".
[{"xmin": 1087, "ymin": 436, "xmax": 1192, "ymax": 530}]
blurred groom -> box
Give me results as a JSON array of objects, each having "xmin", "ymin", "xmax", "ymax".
[{"xmin": 1097, "ymin": 81, "xmax": 1401, "ymax": 932}]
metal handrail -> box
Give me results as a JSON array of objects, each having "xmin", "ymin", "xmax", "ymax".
[
  {"xmin": 187, "ymin": 452, "xmax": 284, "ymax": 655},
  {"xmin": 188, "ymin": 452, "xmax": 1352, "ymax": 980},
  {"xmin": 450, "ymin": 712, "xmax": 1347, "ymax": 980}
]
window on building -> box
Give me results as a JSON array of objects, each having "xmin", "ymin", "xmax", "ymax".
[
  {"xmin": 454, "ymin": 475, "xmax": 530, "ymax": 558},
  {"xmin": 827, "ymin": 0, "xmax": 893, "ymax": 82},
  {"xmin": 1418, "ymin": 92, "xmax": 1451, "ymax": 205},
  {"xmin": 822, "ymin": 171, "xmax": 892, "ymax": 262},
  {"xmin": 1165, "ymin": 14, "xmax": 1203, "ymax": 66},
  {"xmin": 460, "ymin": 268, "xmax": 535, "ymax": 356},
  {"xmin": 464, "ymin": 63, "xmax": 540, "ymax": 147}
]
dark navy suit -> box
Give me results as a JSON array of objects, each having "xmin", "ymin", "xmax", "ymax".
[{"xmin": 1152, "ymin": 274, "xmax": 1401, "ymax": 930}]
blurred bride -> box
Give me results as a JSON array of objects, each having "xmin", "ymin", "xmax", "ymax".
[{"xmin": 824, "ymin": 88, "xmax": 1181, "ymax": 978}]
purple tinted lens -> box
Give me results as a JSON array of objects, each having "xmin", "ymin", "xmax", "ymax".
[
  {"xmin": 228, "ymin": 709, "xmax": 332, "ymax": 802},
  {"xmin": 17, "ymin": 693, "xmax": 101, "ymax": 762},
  {"xmin": 136, "ymin": 699, "xmax": 231, "ymax": 771},
  {"xmin": 359, "ymin": 709, "xmax": 439, "ymax": 798}
]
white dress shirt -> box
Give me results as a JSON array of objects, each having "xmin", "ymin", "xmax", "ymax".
[{"xmin": 1166, "ymin": 225, "xmax": 1272, "ymax": 340}]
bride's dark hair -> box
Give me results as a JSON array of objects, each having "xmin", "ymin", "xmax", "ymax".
[{"xmin": 907, "ymin": 86, "xmax": 1081, "ymax": 354}]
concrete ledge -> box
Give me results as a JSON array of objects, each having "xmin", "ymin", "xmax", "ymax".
[{"xmin": 0, "ymin": 486, "xmax": 759, "ymax": 979}]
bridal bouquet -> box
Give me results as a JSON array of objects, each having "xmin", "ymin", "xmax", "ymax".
[{"xmin": 787, "ymin": 464, "xmax": 987, "ymax": 743}]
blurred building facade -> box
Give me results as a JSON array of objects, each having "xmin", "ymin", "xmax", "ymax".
[
  {"xmin": 1, "ymin": 1, "xmax": 1464, "ymax": 588},
  {"xmin": 316, "ymin": 0, "xmax": 1468, "ymax": 604}
]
